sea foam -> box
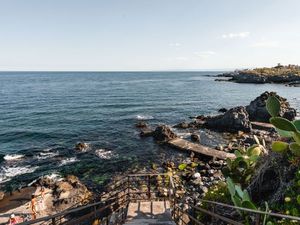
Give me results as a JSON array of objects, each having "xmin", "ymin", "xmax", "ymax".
[
  {"xmin": 136, "ymin": 115, "xmax": 154, "ymax": 120},
  {"xmin": 4, "ymin": 154, "xmax": 25, "ymax": 161},
  {"xmin": 95, "ymin": 149, "xmax": 116, "ymax": 159},
  {"xmin": 59, "ymin": 157, "xmax": 78, "ymax": 166},
  {"xmin": 0, "ymin": 165, "xmax": 38, "ymax": 184}
]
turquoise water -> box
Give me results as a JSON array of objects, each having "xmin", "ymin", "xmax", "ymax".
[{"xmin": 0, "ymin": 72, "xmax": 299, "ymax": 189}]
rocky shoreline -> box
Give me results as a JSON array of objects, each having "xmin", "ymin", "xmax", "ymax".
[
  {"xmin": 0, "ymin": 91, "xmax": 298, "ymax": 224},
  {"xmin": 216, "ymin": 66, "xmax": 300, "ymax": 86}
]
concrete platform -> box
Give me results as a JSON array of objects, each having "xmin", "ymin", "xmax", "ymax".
[{"xmin": 124, "ymin": 201, "xmax": 175, "ymax": 225}]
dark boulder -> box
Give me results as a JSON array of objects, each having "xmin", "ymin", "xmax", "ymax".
[
  {"xmin": 205, "ymin": 106, "xmax": 252, "ymax": 133},
  {"xmin": 218, "ymin": 108, "xmax": 228, "ymax": 113},
  {"xmin": 174, "ymin": 122, "xmax": 189, "ymax": 129},
  {"xmin": 153, "ymin": 125, "xmax": 177, "ymax": 142},
  {"xmin": 191, "ymin": 133, "xmax": 200, "ymax": 142},
  {"xmin": 246, "ymin": 91, "xmax": 297, "ymax": 122}
]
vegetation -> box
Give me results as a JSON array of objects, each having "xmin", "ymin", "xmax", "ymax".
[
  {"xmin": 240, "ymin": 64, "xmax": 300, "ymax": 76},
  {"xmin": 267, "ymin": 96, "xmax": 300, "ymax": 156},
  {"xmin": 223, "ymin": 139, "xmax": 264, "ymax": 188}
]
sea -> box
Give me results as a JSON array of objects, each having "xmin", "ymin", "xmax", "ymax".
[{"xmin": 0, "ymin": 71, "xmax": 299, "ymax": 190}]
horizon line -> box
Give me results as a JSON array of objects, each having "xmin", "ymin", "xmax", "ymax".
[{"xmin": 0, "ymin": 68, "xmax": 241, "ymax": 73}]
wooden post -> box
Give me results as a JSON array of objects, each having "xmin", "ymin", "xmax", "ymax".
[
  {"xmin": 147, "ymin": 175, "xmax": 151, "ymax": 199},
  {"xmin": 127, "ymin": 176, "xmax": 130, "ymax": 201},
  {"xmin": 52, "ymin": 218, "xmax": 56, "ymax": 225}
]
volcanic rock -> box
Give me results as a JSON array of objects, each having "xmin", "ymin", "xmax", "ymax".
[
  {"xmin": 204, "ymin": 106, "xmax": 252, "ymax": 133},
  {"xmin": 153, "ymin": 125, "xmax": 177, "ymax": 142},
  {"xmin": 246, "ymin": 91, "xmax": 296, "ymax": 122}
]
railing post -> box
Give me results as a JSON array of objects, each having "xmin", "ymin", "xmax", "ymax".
[
  {"xmin": 147, "ymin": 175, "xmax": 151, "ymax": 199},
  {"xmin": 192, "ymin": 198, "xmax": 196, "ymax": 225},
  {"xmin": 127, "ymin": 175, "xmax": 130, "ymax": 202},
  {"xmin": 51, "ymin": 218, "xmax": 56, "ymax": 225}
]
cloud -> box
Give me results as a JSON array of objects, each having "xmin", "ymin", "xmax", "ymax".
[
  {"xmin": 251, "ymin": 40, "xmax": 279, "ymax": 48},
  {"xmin": 169, "ymin": 42, "xmax": 181, "ymax": 47},
  {"xmin": 221, "ymin": 32, "xmax": 250, "ymax": 39},
  {"xmin": 194, "ymin": 51, "xmax": 216, "ymax": 58}
]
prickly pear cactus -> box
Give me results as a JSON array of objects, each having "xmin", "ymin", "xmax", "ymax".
[{"xmin": 266, "ymin": 96, "xmax": 300, "ymax": 156}]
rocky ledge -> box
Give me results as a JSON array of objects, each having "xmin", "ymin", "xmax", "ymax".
[
  {"xmin": 177, "ymin": 91, "xmax": 296, "ymax": 133},
  {"xmin": 216, "ymin": 65, "xmax": 300, "ymax": 85}
]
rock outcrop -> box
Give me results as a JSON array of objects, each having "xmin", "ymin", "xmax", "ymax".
[
  {"xmin": 52, "ymin": 175, "xmax": 92, "ymax": 210},
  {"xmin": 75, "ymin": 142, "xmax": 89, "ymax": 152},
  {"xmin": 204, "ymin": 106, "xmax": 252, "ymax": 133},
  {"xmin": 153, "ymin": 125, "xmax": 177, "ymax": 142},
  {"xmin": 217, "ymin": 71, "xmax": 300, "ymax": 84},
  {"xmin": 35, "ymin": 175, "xmax": 92, "ymax": 211},
  {"xmin": 246, "ymin": 91, "xmax": 297, "ymax": 122}
]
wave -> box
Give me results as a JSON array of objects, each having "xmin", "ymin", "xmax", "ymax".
[
  {"xmin": 59, "ymin": 157, "xmax": 78, "ymax": 166},
  {"xmin": 95, "ymin": 149, "xmax": 116, "ymax": 159},
  {"xmin": 36, "ymin": 151, "xmax": 59, "ymax": 160},
  {"xmin": 4, "ymin": 154, "xmax": 25, "ymax": 161},
  {"xmin": 136, "ymin": 115, "xmax": 154, "ymax": 120},
  {"xmin": 0, "ymin": 165, "xmax": 39, "ymax": 184}
]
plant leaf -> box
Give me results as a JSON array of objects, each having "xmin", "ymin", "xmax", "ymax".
[
  {"xmin": 232, "ymin": 195, "xmax": 242, "ymax": 207},
  {"xmin": 270, "ymin": 117, "xmax": 297, "ymax": 132},
  {"xmin": 234, "ymin": 150, "xmax": 243, "ymax": 157},
  {"xmin": 242, "ymin": 200, "xmax": 257, "ymax": 210},
  {"xmin": 271, "ymin": 141, "xmax": 289, "ymax": 153},
  {"xmin": 294, "ymin": 120, "xmax": 300, "ymax": 131},
  {"xmin": 226, "ymin": 177, "xmax": 236, "ymax": 196},
  {"xmin": 242, "ymin": 190, "xmax": 251, "ymax": 202},
  {"xmin": 235, "ymin": 185, "xmax": 244, "ymax": 199},
  {"xmin": 266, "ymin": 96, "xmax": 281, "ymax": 117},
  {"xmin": 290, "ymin": 142, "xmax": 300, "ymax": 156},
  {"xmin": 275, "ymin": 128, "xmax": 294, "ymax": 138},
  {"xmin": 178, "ymin": 163, "xmax": 187, "ymax": 170}
]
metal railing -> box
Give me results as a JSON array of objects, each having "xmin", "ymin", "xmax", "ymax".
[
  {"xmin": 19, "ymin": 173, "xmax": 300, "ymax": 225},
  {"xmin": 19, "ymin": 173, "xmax": 171, "ymax": 225}
]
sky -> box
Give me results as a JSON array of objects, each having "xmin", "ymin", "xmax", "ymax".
[{"xmin": 0, "ymin": 0, "xmax": 300, "ymax": 71}]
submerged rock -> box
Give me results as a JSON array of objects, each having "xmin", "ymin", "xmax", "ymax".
[
  {"xmin": 136, "ymin": 121, "xmax": 148, "ymax": 128},
  {"xmin": 139, "ymin": 127, "xmax": 154, "ymax": 137},
  {"xmin": 153, "ymin": 125, "xmax": 177, "ymax": 142},
  {"xmin": 204, "ymin": 106, "xmax": 252, "ymax": 133},
  {"xmin": 246, "ymin": 91, "xmax": 297, "ymax": 122}
]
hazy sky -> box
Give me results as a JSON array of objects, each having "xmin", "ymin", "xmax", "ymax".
[{"xmin": 1, "ymin": 0, "xmax": 300, "ymax": 71}]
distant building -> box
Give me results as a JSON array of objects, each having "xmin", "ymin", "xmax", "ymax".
[{"xmin": 274, "ymin": 63, "xmax": 284, "ymax": 69}]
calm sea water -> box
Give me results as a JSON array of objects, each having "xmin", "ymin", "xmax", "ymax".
[{"xmin": 0, "ymin": 72, "xmax": 299, "ymax": 190}]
